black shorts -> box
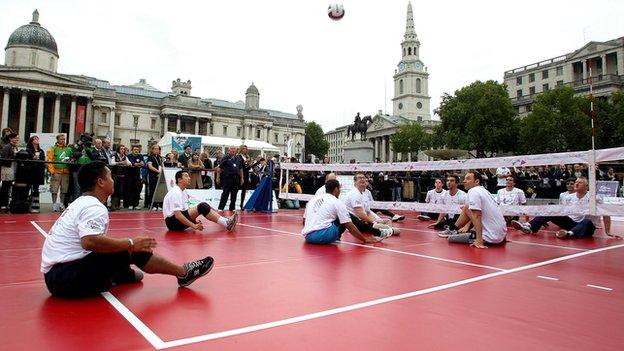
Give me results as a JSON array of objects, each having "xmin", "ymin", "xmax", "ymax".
[
  {"xmin": 165, "ymin": 210, "xmax": 194, "ymax": 231},
  {"xmin": 44, "ymin": 250, "xmax": 153, "ymax": 298}
]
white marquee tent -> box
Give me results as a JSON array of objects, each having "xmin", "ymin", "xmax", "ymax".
[{"xmin": 158, "ymin": 132, "xmax": 281, "ymax": 156}]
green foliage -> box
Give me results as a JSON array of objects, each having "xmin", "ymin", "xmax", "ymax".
[
  {"xmin": 435, "ymin": 80, "xmax": 518, "ymax": 157},
  {"xmin": 304, "ymin": 121, "xmax": 329, "ymax": 159},
  {"xmin": 390, "ymin": 122, "xmax": 429, "ymax": 153}
]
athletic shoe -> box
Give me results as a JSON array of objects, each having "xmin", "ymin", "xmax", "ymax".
[
  {"xmin": 178, "ymin": 256, "xmax": 214, "ymax": 287},
  {"xmin": 128, "ymin": 206, "xmax": 134, "ymax": 210},
  {"xmin": 52, "ymin": 203, "xmax": 58, "ymax": 212},
  {"xmin": 377, "ymin": 218, "xmax": 391, "ymax": 225},
  {"xmin": 372, "ymin": 222, "xmax": 390, "ymax": 230},
  {"xmin": 417, "ymin": 215, "xmax": 431, "ymax": 221},
  {"xmin": 438, "ymin": 228, "xmax": 457, "ymax": 238},
  {"xmin": 556, "ymin": 229, "xmax": 572, "ymax": 239},
  {"xmin": 391, "ymin": 227, "xmax": 401, "ymax": 236},
  {"xmin": 226, "ymin": 211, "xmax": 239, "ymax": 232},
  {"xmin": 375, "ymin": 228, "xmax": 393, "ymax": 242},
  {"xmin": 511, "ymin": 220, "xmax": 532, "ymax": 234},
  {"xmin": 392, "ymin": 214, "xmax": 405, "ymax": 222},
  {"xmin": 151, "ymin": 207, "xmax": 158, "ymax": 211}
]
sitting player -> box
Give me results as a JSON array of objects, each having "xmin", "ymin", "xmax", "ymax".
[{"xmin": 163, "ymin": 170, "xmax": 238, "ymax": 232}]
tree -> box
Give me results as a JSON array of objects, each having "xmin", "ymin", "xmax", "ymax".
[
  {"xmin": 390, "ymin": 121, "xmax": 429, "ymax": 154},
  {"xmin": 435, "ymin": 80, "xmax": 518, "ymax": 157},
  {"xmin": 594, "ymin": 91, "xmax": 624, "ymax": 149},
  {"xmin": 518, "ymin": 87, "xmax": 591, "ymax": 154},
  {"xmin": 304, "ymin": 121, "xmax": 329, "ymax": 160}
]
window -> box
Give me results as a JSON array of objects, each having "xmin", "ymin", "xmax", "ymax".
[
  {"xmin": 256, "ymin": 129, "xmax": 261, "ymax": 139},
  {"xmin": 209, "ymin": 123, "xmax": 214, "ymax": 135},
  {"xmin": 416, "ymin": 102, "xmax": 423, "ymax": 109},
  {"xmin": 403, "ymin": 48, "xmax": 406, "ymax": 57},
  {"xmin": 542, "ymin": 83, "xmax": 549, "ymax": 91},
  {"xmin": 529, "ymin": 73, "xmax": 535, "ymax": 82},
  {"xmin": 236, "ymin": 127, "xmax": 241, "ymax": 137},
  {"xmin": 115, "ymin": 113, "xmax": 121, "ymax": 126},
  {"xmin": 529, "ymin": 86, "xmax": 535, "ymax": 95},
  {"xmin": 516, "ymin": 76, "xmax": 522, "ymax": 85},
  {"xmin": 416, "ymin": 78, "xmax": 421, "ymax": 93},
  {"xmin": 526, "ymin": 104, "xmax": 532, "ymax": 112},
  {"xmin": 417, "ymin": 116, "xmax": 423, "ymax": 122},
  {"xmin": 542, "ymin": 70, "xmax": 549, "ymax": 79},
  {"xmin": 223, "ymin": 125, "xmax": 227, "ymax": 136},
  {"xmin": 399, "ymin": 79, "xmax": 404, "ymax": 94},
  {"xmin": 49, "ymin": 57, "xmax": 54, "ymax": 70},
  {"xmin": 150, "ymin": 118, "xmax": 156, "ymax": 130},
  {"xmin": 408, "ymin": 47, "xmax": 412, "ymax": 55},
  {"xmin": 556, "ymin": 80, "xmax": 564, "ymax": 87},
  {"xmin": 274, "ymin": 133, "xmax": 279, "ymax": 143},
  {"xmin": 516, "ymin": 89, "xmax": 522, "ymax": 98},
  {"xmin": 100, "ymin": 112, "xmax": 107, "ymax": 123},
  {"xmin": 398, "ymin": 102, "xmax": 403, "ymax": 110},
  {"xmin": 31, "ymin": 51, "xmax": 37, "ymax": 65},
  {"xmin": 556, "ymin": 66, "xmax": 563, "ymax": 76}
]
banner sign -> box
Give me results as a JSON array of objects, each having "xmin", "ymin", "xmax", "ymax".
[
  {"xmin": 76, "ymin": 105, "xmax": 86, "ymax": 133},
  {"xmin": 172, "ymin": 136, "xmax": 202, "ymax": 153},
  {"xmin": 597, "ymin": 181, "xmax": 619, "ymax": 197}
]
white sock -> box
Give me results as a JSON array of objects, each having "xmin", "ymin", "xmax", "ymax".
[{"xmin": 217, "ymin": 217, "xmax": 228, "ymax": 227}]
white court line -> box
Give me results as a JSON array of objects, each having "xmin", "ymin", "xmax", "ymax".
[
  {"xmin": 507, "ymin": 240, "xmax": 587, "ymax": 251},
  {"xmin": 160, "ymin": 243, "xmax": 624, "ymax": 349},
  {"xmin": 31, "ymin": 221, "xmax": 48, "ymax": 237},
  {"xmin": 537, "ymin": 275, "xmax": 559, "ymax": 281},
  {"xmin": 586, "ymin": 284, "xmax": 613, "ymax": 291},
  {"xmin": 238, "ymin": 223, "xmax": 506, "ymax": 272}
]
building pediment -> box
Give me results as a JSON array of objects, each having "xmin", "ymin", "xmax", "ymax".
[
  {"xmin": 368, "ymin": 115, "xmax": 399, "ymax": 132},
  {"xmin": 0, "ymin": 67, "xmax": 93, "ymax": 91},
  {"xmin": 567, "ymin": 41, "xmax": 621, "ymax": 60}
]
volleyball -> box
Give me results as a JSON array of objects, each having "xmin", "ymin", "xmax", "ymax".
[{"xmin": 327, "ymin": 3, "xmax": 345, "ymax": 21}]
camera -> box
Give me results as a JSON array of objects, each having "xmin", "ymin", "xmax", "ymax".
[{"xmin": 78, "ymin": 133, "xmax": 94, "ymax": 147}]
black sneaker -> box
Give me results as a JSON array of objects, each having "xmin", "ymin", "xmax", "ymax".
[{"xmin": 178, "ymin": 256, "xmax": 214, "ymax": 287}]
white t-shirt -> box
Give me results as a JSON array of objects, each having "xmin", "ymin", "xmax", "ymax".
[
  {"xmin": 342, "ymin": 187, "xmax": 370, "ymax": 215},
  {"xmin": 559, "ymin": 191, "xmax": 575, "ymax": 205},
  {"xmin": 41, "ymin": 196, "xmax": 109, "ymax": 273},
  {"xmin": 443, "ymin": 189, "xmax": 467, "ymax": 206},
  {"xmin": 163, "ymin": 185, "xmax": 190, "ymax": 218},
  {"xmin": 315, "ymin": 185, "xmax": 326, "ymax": 196},
  {"xmin": 302, "ymin": 193, "xmax": 352, "ymax": 235},
  {"xmin": 496, "ymin": 167, "xmax": 511, "ymax": 187},
  {"xmin": 425, "ymin": 189, "xmax": 447, "ymax": 204},
  {"xmin": 496, "ymin": 187, "xmax": 527, "ymax": 206},
  {"xmin": 467, "ymin": 186, "xmax": 507, "ymax": 244}
]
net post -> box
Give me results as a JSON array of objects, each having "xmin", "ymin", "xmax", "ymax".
[{"xmin": 588, "ymin": 150, "xmax": 597, "ymax": 216}]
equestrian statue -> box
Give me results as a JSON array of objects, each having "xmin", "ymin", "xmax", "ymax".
[{"xmin": 346, "ymin": 112, "xmax": 373, "ymax": 141}]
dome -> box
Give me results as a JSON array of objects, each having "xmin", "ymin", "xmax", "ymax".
[
  {"xmin": 5, "ymin": 10, "xmax": 58, "ymax": 56},
  {"xmin": 246, "ymin": 82, "xmax": 259, "ymax": 95}
]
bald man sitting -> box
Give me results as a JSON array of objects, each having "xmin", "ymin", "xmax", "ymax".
[{"xmin": 315, "ymin": 173, "xmax": 337, "ymax": 196}]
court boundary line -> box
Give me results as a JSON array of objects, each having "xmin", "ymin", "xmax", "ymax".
[
  {"xmin": 238, "ymin": 223, "xmax": 506, "ymax": 271},
  {"xmin": 506, "ymin": 240, "xmax": 587, "ymax": 251}
]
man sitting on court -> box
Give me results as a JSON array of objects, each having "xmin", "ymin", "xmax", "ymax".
[
  {"xmin": 302, "ymin": 179, "xmax": 386, "ymax": 244},
  {"xmin": 342, "ymin": 173, "xmax": 396, "ymax": 238},
  {"xmin": 512, "ymin": 176, "xmax": 619, "ymax": 239},
  {"xmin": 418, "ymin": 178, "xmax": 447, "ymax": 221},
  {"xmin": 163, "ymin": 170, "xmax": 238, "ymax": 232},
  {"xmin": 439, "ymin": 171, "xmax": 507, "ymax": 249},
  {"xmin": 428, "ymin": 174, "xmax": 467, "ymax": 231},
  {"xmin": 496, "ymin": 175, "xmax": 527, "ymax": 225},
  {"xmin": 315, "ymin": 172, "xmax": 336, "ymax": 195},
  {"xmin": 41, "ymin": 162, "xmax": 214, "ymax": 298}
]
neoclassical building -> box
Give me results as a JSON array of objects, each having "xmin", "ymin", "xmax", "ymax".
[
  {"xmin": 325, "ymin": 2, "xmax": 438, "ymax": 163},
  {"xmin": 0, "ymin": 10, "xmax": 306, "ymax": 155}
]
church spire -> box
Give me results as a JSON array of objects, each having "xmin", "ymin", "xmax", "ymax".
[{"xmin": 404, "ymin": 2, "xmax": 416, "ymax": 40}]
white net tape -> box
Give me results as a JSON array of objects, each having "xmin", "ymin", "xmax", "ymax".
[{"xmin": 278, "ymin": 147, "xmax": 624, "ymax": 216}]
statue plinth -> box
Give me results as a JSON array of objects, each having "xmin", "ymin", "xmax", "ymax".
[{"xmin": 343, "ymin": 140, "xmax": 374, "ymax": 163}]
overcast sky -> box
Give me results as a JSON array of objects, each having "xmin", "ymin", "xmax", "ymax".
[{"xmin": 1, "ymin": 0, "xmax": 622, "ymax": 132}]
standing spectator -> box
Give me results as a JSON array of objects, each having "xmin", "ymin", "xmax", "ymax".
[
  {"xmin": 111, "ymin": 145, "xmax": 131, "ymax": 210},
  {"xmin": 604, "ymin": 167, "xmax": 618, "ymax": 182},
  {"xmin": 495, "ymin": 166, "xmax": 511, "ymax": 189},
  {"xmin": 200, "ymin": 152, "xmax": 213, "ymax": 188},
  {"xmin": 214, "ymin": 149, "xmax": 224, "ymax": 189},
  {"xmin": 217, "ymin": 145, "xmax": 243, "ymax": 212},
  {"xmin": 47, "ymin": 134, "xmax": 71, "ymax": 212},
  {"xmin": 391, "ymin": 172, "xmax": 402, "ymax": 202},
  {"xmin": 145, "ymin": 144, "xmax": 163, "ymax": 210},
  {"xmin": 26, "ymin": 136, "xmax": 46, "ymax": 213},
  {"xmin": 238, "ymin": 145, "xmax": 252, "ymax": 210},
  {"xmin": 125, "ymin": 145, "xmax": 144, "ymax": 210},
  {"xmin": 187, "ymin": 152, "xmax": 203, "ymax": 190},
  {"xmin": 170, "ymin": 149, "xmax": 181, "ymax": 167},
  {"xmin": 102, "ymin": 138, "xmax": 114, "ymax": 165},
  {"xmin": 0, "ymin": 132, "xmax": 19, "ymax": 211},
  {"xmin": 178, "ymin": 145, "xmax": 192, "ymax": 168}
]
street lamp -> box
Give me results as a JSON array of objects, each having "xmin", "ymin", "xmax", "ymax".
[
  {"xmin": 133, "ymin": 115, "xmax": 139, "ymax": 144},
  {"xmin": 295, "ymin": 142, "xmax": 301, "ymax": 161}
]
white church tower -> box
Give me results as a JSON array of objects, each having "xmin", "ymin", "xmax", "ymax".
[{"xmin": 392, "ymin": 2, "xmax": 431, "ymax": 121}]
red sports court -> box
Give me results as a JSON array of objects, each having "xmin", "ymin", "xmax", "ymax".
[{"xmin": 1, "ymin": 210, "xmax": 623, "ymax": 350}]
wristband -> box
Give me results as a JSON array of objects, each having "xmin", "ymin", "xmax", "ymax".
[{"xmin": 127, "ymin": 238, "xmax": 134, "ymax": 252}]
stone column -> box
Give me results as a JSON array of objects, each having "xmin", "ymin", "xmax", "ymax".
[
  {"xmin": 1, "ymin": 88, "xmax": 9, "ymax": 130},
  {"xmin": 18, "ymin": 90, "xmax": 27, "ymax": 142},
  {"xmin": 36, "ymin": 93, "xmax": 44, "ymax": 134},
  {"xmin": 381, "ymin": 136, "xmax": 387, "ymax": 162},
  {"xmin": 176, "ymin": 116, "xmax": 181, "ymax": 132},
  {"xmin": 266, "ymin": 126, "xmax": 271, "ymax": 143},
  {"xmin": 108, "ymin": 107, "xmax": 115, "ymax": 140},
  {"xmin": 195, "ymin": 118, "xmax": 199, "ymax": 135},
  {"xmin": 52, "ymin": 93, "xmax": 61, "ymax": 133},
  {"xmin": 601, "ymin": 54, "xmax": 607, "ymax": 76},
  {"xmin": 582, "ymin": 60, "xmax": 587, "ymax": 81},
  {"xmin": 388, "ymin": 137, "xmax": 394, "ymax": 162},
  {"xmin": 69, "ymin": 96, "xmax": 77, "ymax": 144},
  {"xmin": 85, "ymin": 99, "xmax": 93, "ymax": 133}
]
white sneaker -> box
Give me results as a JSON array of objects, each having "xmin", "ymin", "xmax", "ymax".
[
  {"xmin": 391, "ymin": 227, "xmax": 400, "ymax": 236},
  {"xmin": 417, "ymin": 215, "xmax": 431, "ymax": 221},
  {"xmin": 151, "ymin": 207, "xmax": 158, "ymax": 211},
  {"xmin": 372, "ymin": 222, "xmax": 390, "ymax": 230},
  {"xmin": 52, "ymin": 203, "xmax": 59, "ymax": 212},
  {"xmin": 128, "ymin": 206, "xmax": 134, "ymax": 210},
  {"xmin": 556, "ymin": 229, "xmax": 572, "ymax": 239},
  {"xmin": 375, "ymin": 228, "xmax": 393, "ymax": 242},
  {"xmin": 438, "ymin": 228, "xmax": 457, "ymax": 238},
  {"xmin": 511, "ymin": 220, "xmax": 532, "ymax": 234},
  {"xmin": 391, "ymin": 214, "xmax": 404, "ymax": 222}
]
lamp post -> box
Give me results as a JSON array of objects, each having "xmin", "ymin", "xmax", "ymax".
[
  {"xmin": 295, "ymin": 141, "xmax": 301, "ymax": 162},
  {"xmin": 133, "ymin": 115, "xmax": 139, "ymax": 145}
]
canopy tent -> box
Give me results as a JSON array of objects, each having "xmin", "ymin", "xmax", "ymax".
[{"xmin": 158, "ymin": 132, "xmax": 281, "ymax": 156}]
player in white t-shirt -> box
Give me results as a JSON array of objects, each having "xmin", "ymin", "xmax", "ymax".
[
  {"xmin": 558, "ymin": 178, "xmax": 576, "ymax": 205},
  {"xmin": 418, "ymin": 178, "xmax": 447, "ymax": 221},
  {"xmin": 342, "ymin": 174, "xmax": 396, "ymax": 238},
  {"xmin": 439, "ymin": 171, "xmax": 507, "ymax": 248},
  {"xmin": 163, "ymin": 170, "xmax": 238, "ymax": 232},
  {"xmin": 428, "ymin": 175, "xmax": 467, "ymax": 231},
  {"xmin": 513, "ymin": 176, "xmax": 619, "ymax": 239},
  {"xmin": 41, "ymin": 162, "xmax": 215, "ymax": 298},
  {"xmin": 303, "ymin": 179, "xmax": 387, "ymax": 244},
  {"xmin": 315, "ymin": 172, "xmax": 336, "ymax": 196},
  {"xmin": 496, "ymin": 176, "xmax": 527, "ymax": 225},
  {"xmin": 496, "ymin": 167, "xmax": 511, "ymax": 188}
]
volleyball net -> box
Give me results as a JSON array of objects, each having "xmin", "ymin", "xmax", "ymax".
[{"xmin": 277, "ymin": 147, "xmax": 624, "ymax": 217}]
